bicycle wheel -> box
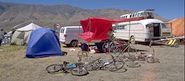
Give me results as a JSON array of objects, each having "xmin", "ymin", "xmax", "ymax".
[
  {"xmin": 71, "ymin": 67, "xmax": 89, "ymax": 76},
  {"xmin": 46, "ymin": 64, "xmax": 62, "ymax": 73},
  {"xmin": 109, "ymin": 43, "xmax": 119, "ymax": 53},
  {"xmin": 84, "ymin": 64, "xmax": 93, "ymax": 71},
  {"xmin": 146, "ymin": 57, "xmax": 160, "ymax": 63},
  {"xmin": 126, "ymin": 61, "xmax": 141, "ymax": 68},
  {"xmin": 85, "ymin": 61, "xmax": 100, "ymax": 71},
  {"xmin": 106, "ymin": 61, "xmax": 124, "ymax": 72},
  {"xmin": 84, "ymin": 57, "xmax": 102, "ymax": 71}
]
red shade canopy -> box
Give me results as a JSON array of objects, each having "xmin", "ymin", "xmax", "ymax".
[
  {"xmin": 79, "ymin": 17, "xmax": 144, "ymax": 42},
  {"xmin": 79, "ymin": 17, "xmax": 113, "ymax": 42}
]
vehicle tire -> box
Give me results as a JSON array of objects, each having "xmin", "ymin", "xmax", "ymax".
[
  {"xmin": 102, "ymin": 41, "xmax": 117, "ymax": 53},
  {"xmin": 109, "ymin": 42, "xmax": 118, "ymax": 53},
  {"xmin": 66, "ymin": 44, "xmax": 71, "ymax": 47},
  {"xmin": 71, "ymin": 67, "xmax": 89, "ymax": 76},
  {"xmin": 46, "ymin": 64, "xmax": 63, "ymax": 74},
  {"xmin": 102, "ymin": 42, "xmax": 109, "ymax": 53},
  {"xmin": 70, "ymin": 40, "xmax": 78, "ymax": 47}
]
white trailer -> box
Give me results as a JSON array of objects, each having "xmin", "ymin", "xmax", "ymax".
[{"xmin": 112, "ymin": 19, "xmax": 172, "ymax": 42}]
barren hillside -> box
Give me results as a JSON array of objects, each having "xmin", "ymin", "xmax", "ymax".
[{"xmin": 0, "ymin": 2, "xmax": 166, "ymax": 31}]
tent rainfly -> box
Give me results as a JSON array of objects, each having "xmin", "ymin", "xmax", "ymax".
[{"xmin": 26, "ymin": 28, "xmax": 63, "ymax": 58}]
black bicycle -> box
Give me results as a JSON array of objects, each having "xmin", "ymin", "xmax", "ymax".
[
  {"xmin": 84, "ymin": 55, "xmax": 126, "ymax": 72},
  {"xmin": 100, "ymin": 55, "xmax": 126, "ymax": 72},
  {"xmin": 46, "ymin": 61, "xmax": 88, "ymax": 76}
]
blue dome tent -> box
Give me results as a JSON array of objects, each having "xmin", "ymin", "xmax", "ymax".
[{"xmin": 26, "ymin": 28, "xmax": 63, "ymax": 58}]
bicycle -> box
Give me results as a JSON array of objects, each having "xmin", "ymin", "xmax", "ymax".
[
  {"xmin": 84, "ymin": 55, "xmax": 126, "ymax": 72},
  {"xmin": 83, "ymin": 57, "xmax": 102, "ymax": 71},
  {"xmin": 100, "ymin": 55, "xmax": 126, "ymax": 72},
  {"xmin": 46, "ymin": 61, "xmax": 88, "ymax": 76},
  {"xmin": 101, "ymin": 39, "xmax": 127, "ymax": 54}
]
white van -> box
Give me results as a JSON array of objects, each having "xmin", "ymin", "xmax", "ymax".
[
  {"xmin": 59, "ymin": 26, "xmax": 84, "ymax": 47},
  {"xmin": 112, "ymin": 19, "xmax": 172, "ymax": 42}
]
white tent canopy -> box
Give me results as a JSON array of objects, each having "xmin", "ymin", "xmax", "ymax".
[
  {"xmin": 11, "ymin": 23, "xmax": 42, "ymax": 45},
  {"xmin": 17, "ymin": 23, "xmax": 41, "ymax": 31}
]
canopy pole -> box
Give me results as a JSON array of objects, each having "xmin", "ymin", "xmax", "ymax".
[{"xmin": 128, "ymin": 20, "xmax": 131, "ymax": 54}]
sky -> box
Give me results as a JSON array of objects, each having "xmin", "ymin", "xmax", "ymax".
[{"xmin": 0, "ymin": 0, "xmax": 184, "ymax": 19}]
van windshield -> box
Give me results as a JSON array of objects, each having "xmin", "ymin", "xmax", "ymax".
[{"xmin": 66, "ymin": 28, "xmax": 82, "ymax": 33}]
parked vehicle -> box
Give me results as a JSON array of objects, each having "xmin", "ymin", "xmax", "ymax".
[
  {"xmin": 112, "ymin": 10, "xmax": 171, "ymax": 42},
  {"xmin": 59, "ymin": 26, "xmax": 84, "ymax": 47},
  {"xmin": 113, "ymin": 19, "xmax": 171, "ymax": 42}
]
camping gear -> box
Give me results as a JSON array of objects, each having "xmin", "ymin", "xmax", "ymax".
[
  {"xmin": 168, "ymin": 18, "xmax": 184, "ymax": 37},
  {"xmin": 80, "ymin": 43, "xmax": 90, "ymax": 51},
  {"xmin": 1, "ymin": 31, "xmax": 13, "ymax": 45},
  {"xmin": 26, "ymin": 28, "xmax": 62, "ymax": 58},
  {"xmin": 11, "ymin": 23, "xmax": 41, "ymax": 45}
]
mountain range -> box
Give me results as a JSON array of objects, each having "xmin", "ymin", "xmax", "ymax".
[{"xmin": 0, "ymin": 2, "xmax": 167, "ymax": 31}]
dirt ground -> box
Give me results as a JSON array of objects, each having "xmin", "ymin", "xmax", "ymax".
[{"xmin": 0, "ymin": 44, "xmax": 184, "ymax": 81}]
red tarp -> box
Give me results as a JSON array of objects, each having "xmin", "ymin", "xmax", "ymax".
[
  {"xmin": 79, "ymin": 17, "xmax": 113, "ymax": 42},
  {"xmin": 79, "ymin": 17, "xmax": 144, "ymax": 42},
  {"xmin": 79, "ymin": 31, "xmax": 94, "ymax": 42}
]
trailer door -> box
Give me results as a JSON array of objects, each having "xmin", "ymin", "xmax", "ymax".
[{"xmin": 153, "ymin": 23, "xmax": 161, "ymax": 37}]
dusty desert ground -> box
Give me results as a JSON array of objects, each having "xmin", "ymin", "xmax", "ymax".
[{"xmin": 0, "ymin": 44, "xmax": 184, "ymax": 81}]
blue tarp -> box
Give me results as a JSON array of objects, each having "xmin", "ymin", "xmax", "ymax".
[{"xmin": 26, "ymin": 28, "xmax": 62, "ymax": 58}]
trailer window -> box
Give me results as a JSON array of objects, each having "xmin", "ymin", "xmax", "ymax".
[
  {"xmin": 146, "ymin": 23, "xmax": 160, "ymax": 28},
  {"xmin": 115, "ymin": 25, "xmax": 126, "ymax": 30},
  {"xmin": 146, "ymin": 24, "xmax": 152, "ymax": 28},
  {"xmin": 161, "ymin": 23, "xmax": 168, "ymax": 29},
  {"xmin": 153, "ymin": 23, "xmax": 160, "ymax": 27},
  {"xmin": 129, "ymin": 24, "xmax": 144, "ymax": 31}
]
